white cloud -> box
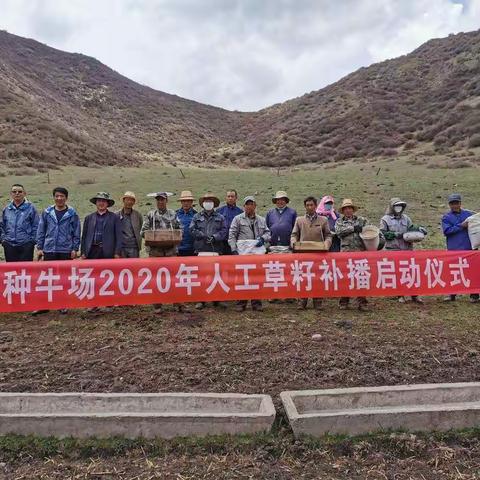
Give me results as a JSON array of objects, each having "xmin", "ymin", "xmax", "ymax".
[{"xmin": 1, "ymin": 0, "xmax": 479, "ymax": 111}]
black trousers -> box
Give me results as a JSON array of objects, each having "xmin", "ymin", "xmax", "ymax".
[
  {"xmin": 178, "ymin": 249, "xmax": 195, "ymax": 257},
  {"xmin": 3, "ymin": 242, "xmax": 35, "ymax": 262},
  {"xmin": 44, "ymin": 252, "xmax": 71, "ymax": 261},
  {"xmin": 87, "ymin": 245, "xmax": 105, "ymax": 259}
]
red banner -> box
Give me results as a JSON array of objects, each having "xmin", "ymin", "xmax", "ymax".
[{"xmin": 0, "ymin": 251, "xmax": 479, "ymax": 312}]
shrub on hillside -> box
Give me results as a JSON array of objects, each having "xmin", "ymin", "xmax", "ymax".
[{"xmin": 468, "ymin": 134, "xmax": 480, "ymax": 148}]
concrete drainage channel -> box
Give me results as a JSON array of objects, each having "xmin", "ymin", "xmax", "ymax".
[
  {"xmin": 0, "ymin": 392, "xmax": 275, "ymax": 439},
  {"xmin": 281, "ymin": 382, "xmax": 480, "ymax": 437},
  {"xmin": 0, "ymin": 383, "xmax": 479, "ymax": 439}
]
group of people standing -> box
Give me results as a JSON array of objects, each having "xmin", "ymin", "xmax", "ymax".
[{"xmin": 1, "ymin": 184, "xmax": 478, "ymax": 313}]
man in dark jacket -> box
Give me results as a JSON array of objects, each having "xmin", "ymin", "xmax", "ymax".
[
  {"xmin": 81, "ymin": 192, "xmax": 122, "ymax": 260},
  {"xmin": 115, "ymin": 191, "xmax": 143, "ymax": 258},
  {"xmin": 217, "ymin": 189, "xmax": 243, "ymax": 254},
  {"xmin": 1, "ymin": 183, "xmax": 39, "ymax": 262},
  {"xmin": 190, "ymin": 193, "xmax": 227, "ymax": 310},
  {"xmin": 190, "ymin": 193, "xmax": 227, "ymax": 255},
  {"xmin": 176, "ymin": 190, "xmax": 197, "ymax": 256},
  {"xmin": 37, "ymin": 187, "xmax": 81, "ymax": 261},
  {"xmin": 266, "ymin": 191, "xmax": 297, "ymax": 247},
  {"xmin": 442, "ymin": 193, "xmax": 479, "ymax": 303}
]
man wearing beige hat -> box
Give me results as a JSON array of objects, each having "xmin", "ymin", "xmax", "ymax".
[
  {"xmin": 116, "ymin": 191, "xmax": 143, "ymax": 258},
  {"xmin": 176, "ymin": 190, "xmax": 197, "ymax": 257},
  {"xmin": 266, "ymin": 191, "xmax": 297, "ymax": 247},
  {"xmin": 335, "ymin": 199, "xmax": 375, "ymax": 311}
]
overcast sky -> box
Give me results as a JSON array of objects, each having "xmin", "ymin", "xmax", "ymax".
[{"xmin": 2, "ymin": 0, "xmax": 480, "ymax": 111}]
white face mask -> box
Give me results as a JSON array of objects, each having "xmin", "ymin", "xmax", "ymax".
[
  {"xmin": 394, "ymin": 206, "xmax": 403, "ymax": 214},
  {"xmin": 203, "ymin": 201, "xmax": 214, "ymax": 211}
]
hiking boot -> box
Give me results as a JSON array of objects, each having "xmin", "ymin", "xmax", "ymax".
[
  {"xmin": 153, "ymin": 304, "xmax": 163, "ymax": 314},
  {"xmin": 470, "ymin": 296, "xmax": 480, "ymax": 304},
  {"xmin": 411, "ymin": 296, "xmax": 424, "ymax": 304},
  {"xmin": 195, "ymin": 302, "xmax": 205, "ymax": 310},
  {"xmin": 252, "ymin": 304, "xmax": 264, "ymax": 312},
  {"xmin": 297, "ymin": 298, "xmax": 308, "ymax": 310},
  {"xmin": 213, "ymin": 301, "xmax": 228, "ymax": 309},
  {"xmin": 398, "ymin": 296, "xmax": 406, "ymax": 303},
  {"xmin": 31, "ymin": 310, "xmax": 48, "ymax": 316},
  {"xmin": 313, "ymin": 299, "xmax": 323, "ymax": 310},
  {"xmin": 443, "ymin": 295, "xmax": 456, "ymax": 302}
]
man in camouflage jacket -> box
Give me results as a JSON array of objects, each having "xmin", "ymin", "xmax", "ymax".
[
  {"xmin": 141, "ymin": 192, "xmax": 183, "ymax": 313},
  {"xmin": 335, "ymin": 199, "xmax": 377, "ymax": 311}
]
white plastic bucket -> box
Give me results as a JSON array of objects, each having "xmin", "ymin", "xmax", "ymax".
[
  {"xmin": 403, "ymin": 231, "xmax": 425, "ymax": 243},
  {"xmin": 360, "ymin": 225, "xmax": 380, "ymax": 251},
  {"xmin": 467, "ymin": 213, "xmax": 480, "ymax": 249},
  {"xmin": 237, "ymin": 240, "xmax": 267, "ymax": 255}
]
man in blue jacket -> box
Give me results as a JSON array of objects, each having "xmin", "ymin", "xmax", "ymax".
[
  {"xmin": 1, "ymin": 183, "xmax": 39, "ymax": 262},
  {"xmin": 266, "ymin": 191, "xmax": 297, "ymax": 247},
  {"xmin": 442, "ymin": 193, "xmax": 479, "ymax": 303},
  {"xmin": 81, "ymin": 192, "xmax": 122, "ymax": 260},
  {"xmin": 37, "ymin": 187, "xmax": 81, "ymax": 261},
  {"xmin": 217, "ymin": 189, "xmax": 243, "ymax": 254},
  {"xmin": 176, "ymin": 190, "xmax": 197, "ymax": 256}
]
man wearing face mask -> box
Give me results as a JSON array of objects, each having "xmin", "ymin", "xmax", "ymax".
[
  {"xmin": 380, "ymin": 198, "xmax": 427, "ymax": 304},
  {"xmin": 190, "ymin": 193, "xmax": 228, "ymax": 310},
  {"xmin": 190, "ymin": 193, "xmax": 227, "ymax": 256}
]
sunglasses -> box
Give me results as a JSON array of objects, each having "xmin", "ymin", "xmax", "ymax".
[{"xmin": 11, "ymin": 190, "xmax": 24, "ymax": 194}]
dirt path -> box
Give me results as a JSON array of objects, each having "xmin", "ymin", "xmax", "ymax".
[{"xmin": 1, "ymin": 298, "xmax": 479, "ymax": 479}]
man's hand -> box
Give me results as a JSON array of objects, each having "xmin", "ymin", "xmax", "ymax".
[
  {"xmin": 114, "ymin": 254, "xmax": 121, "ymax": 259},
  {"xmin": 37, "ymin": 250, "xmax": 44, "ymax": 261},
  {"xmin": 255, "ymin": 237, "xmax": 265, "ymax": 247},
  {"xmin": 70, "ymin": 251, "xmax": 77, "ymax": 260},
  {"xmin": 206, "ymin": 236, "xmax": 215, "ymax": 245},
  {"xmin": 461, "ymin": 220, "xmax": 469, "ymax": 229},
  {"xmin": 80, "ymin": 254, "xmax": 87, "ymax": 260},
  {"xmin": 384, "ymin": 231, "xmax": 396, "ymax": 241}
]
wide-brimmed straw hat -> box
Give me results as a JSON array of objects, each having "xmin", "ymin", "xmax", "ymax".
[
  {"xmin": 199, "ymin": 192, "xmax": 220, "ymax": 208},
  {"xmin": 90, "ymin": 192, "xmax": 115, "ymax": 207},
  {"xmin": 122, "ymin": 191, "xmax": 136, "ymax": 201},
  {"xmin": 339, "ymin": 198, "xmax": 358, "ymax": 213},
  {"xmin": 147, "ymin": 192, "xmax": 173, "ymax": 199},
  {"xmin": 178, "ymin": 190, "xmax": 195, "ymax": 201},
  {"xmin": 272, "ymin": 190, "xmax": 290, "ymax": 203}
]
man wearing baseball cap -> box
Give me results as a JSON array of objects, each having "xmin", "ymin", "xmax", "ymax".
[
  {"xmin": 115, "ymin": 191, "xmax": 143, "ymax": 258},
  {"xmin": 442, "ymin": 193, "xmax": 479, "ymax": 303},
  {"xmin": 228, "ymin": 195, "xmax": 271, "ymax": 312}
]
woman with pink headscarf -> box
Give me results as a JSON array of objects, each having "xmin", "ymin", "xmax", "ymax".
[{"xmin": 316, "ymin": 195, "xmax": 341, "ymax": 252}]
